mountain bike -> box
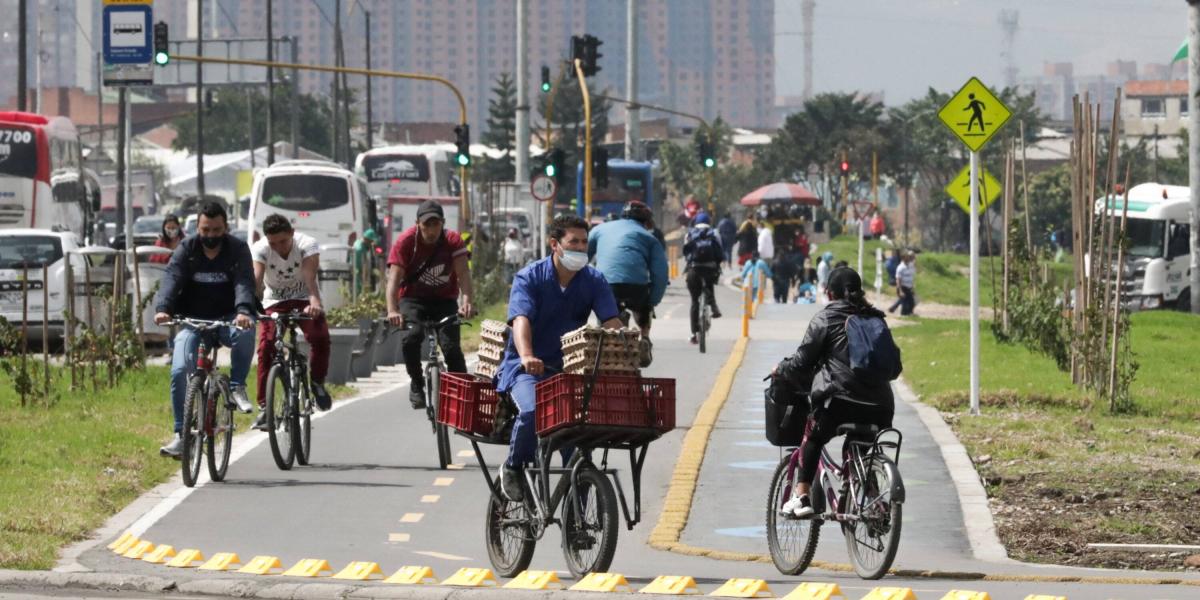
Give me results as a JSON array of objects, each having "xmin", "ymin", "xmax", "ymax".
[
  {"xmin": 404, "ymin": 314, "xmax": 469, "ymax": 469},
  {"xmin": 767, "ymin": 424, "xmax": 905, "ymax": 580},
  {"xmin": 169, "ymin": 317, "xmax": 239, "ymax": 488},
  {"xmin": 261, "ymin": 310, "xmax": 315, "ymax": 470}
]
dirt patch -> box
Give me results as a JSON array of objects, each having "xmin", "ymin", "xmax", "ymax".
[{"xmin": 867, "ymin": 291, "xmax": 993, "ymax": 321}]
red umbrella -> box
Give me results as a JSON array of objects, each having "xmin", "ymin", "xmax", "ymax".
[{"xmin": 739, "ymin": 182, "xmax": 820, "ymax": 206}]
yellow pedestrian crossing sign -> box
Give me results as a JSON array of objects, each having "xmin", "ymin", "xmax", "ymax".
[
  {"xmin": 945, "ymin": 164, "xmax": 1002, "ymax": 214},
  {"xmin": 938, "ymin": 77, "xmax": 1011, "ymax": 152}
]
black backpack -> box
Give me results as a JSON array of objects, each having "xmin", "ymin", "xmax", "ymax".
[
  {"xmin": 689, "ymin": 228, "xmax": 724, "ymax": 264},
  {"xmin": 845, "ymin": 314, "xmax": 902, "ymax": 383}
]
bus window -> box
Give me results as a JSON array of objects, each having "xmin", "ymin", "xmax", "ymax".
[
  {"xmin": 362, "ymin": 154, "xmax": 429, "ymax": 184},
  {"xmin": 261, "ymin": 175, "xmax": 350, "ymax": 211},
  {"xmin": 0, "ymin": 125, "xmax": 38, "ymax": 178}
]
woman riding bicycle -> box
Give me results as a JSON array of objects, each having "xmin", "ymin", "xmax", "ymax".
[{"xmin": 772, "ymin": 267, "xmax": 902, "ymax": 518}]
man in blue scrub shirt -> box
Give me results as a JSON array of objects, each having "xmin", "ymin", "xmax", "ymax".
[{"xmin": 494, "ymin": 214, "xmax": 623, "ymax": 501}]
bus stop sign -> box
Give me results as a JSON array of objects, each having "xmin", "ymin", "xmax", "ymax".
[{"xmin": 103, "ymin": 0, "xmax": 154, "ymax": 86}]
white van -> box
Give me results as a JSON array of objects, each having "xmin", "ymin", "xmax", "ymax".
[
  {"xmin": 0, "ymin": 229, "xmax": 83, "ymax": 344},
  {"xmin": 1095, "ymin": 183, "xmax": 1192, "ymax": 311}
]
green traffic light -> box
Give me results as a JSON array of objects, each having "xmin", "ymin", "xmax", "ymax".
[
  {"xmin": 456, "ymin": 153, "xmax": 470, "ymax": 167},
  {"xmin": 704, "ymin": 157, "xmax": 716, "ymax": 168},
  {"xmin": 545, "ymin": 164, "xmax": 557, "ymax": 177},
  {"xmin": 154, "ymin": 51, "xmax": 170, "ymax": 66},
  {"xmin": 541, "ymin": 82, "xmax": 551, "ymax": 93}
]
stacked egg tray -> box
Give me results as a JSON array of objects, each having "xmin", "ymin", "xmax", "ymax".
[
  {"xmin": 474, "ymin": 319, "xmax": 509, "ymax": 379},
  {"xmin": 560, "ymin": 325, "xmax": 643, "ymax": 375}
]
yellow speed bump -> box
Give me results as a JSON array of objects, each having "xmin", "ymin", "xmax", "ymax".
[
  {"xmin": 782, "ymin": 582, "xmax": 844, "ymax": 600},
  {"xmin": 441, "ymin": 567, "xmax": 498, "ymax": 587},
  {"xmin": 569, "ymin": 572, "xmax": 633, "ymax": 593},
  {"xmin": 282, "ymin": 558, "xmax": 332, "ymax": 577},
  {"xmin": 710, "ymin": 578, "xmax": 772, "ymax": 598},
  {"xmin": 332, "ymin": 561, "xmax": 384, "ymax": 581},
  {"xmin": 639, "ymin": 575, "xmax": 702, "ymax": 595},
  {"xmin": 121, "ymin": 540, "xmax": 155, "ymax": 559},
  {"xmin": 861, "ymin": 588, "xmax": 917, "ymax": 600},
  {"xmin": 197, "ymin": 552, "xmax": 242, "ymax": 571},
  {"xmin": 1023, "ymin": 596, "xmax": 1066, "ymax": 600},
  {"xmin": 503, "ymin": 570, "xmax": 563, "ymax": 590},
  {"xmin": 141, "ymin": 545, "xmax": 176, "ymax": 565},
  {"xmin": 165, "ymin": 549, "xmax": 204, "ymax": 568},
  {"xmin": 384, "ymin": 565, "xmax": 438, "ymax": 585},
  {"xmin": 941, "ymin": 592, "xmax": 990, "ymax": 600},
  {"xmin": 106, "ymin": 532, "xmax": 133, "ymax": 551},
  {"xmin": 237, "ymin": 556, "xmax": 283, "ymax": 575},
  {"xmin": 111, "ymin": 536, "xmax": 139, "ymax": 555}
]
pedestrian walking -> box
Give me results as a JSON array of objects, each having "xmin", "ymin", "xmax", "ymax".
[
  {"xmin": 717, "ymin": 213, "xmax": 737, "ymax": 267},
  {"xmin": 888, "ymin": 251, "xmax": 917, "ymax": 316}
]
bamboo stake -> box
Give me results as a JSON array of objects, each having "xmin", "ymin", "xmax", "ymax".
[
  {"xmin": 42, "ymin": 263, "xmax": 50, "ymax": 402},
  {"xmin": 1109, "ymin": 165, "xmax": 1132, "ymax": 411},
  {"xmin": 1020, "ymin": 121, "xmax": 1033, "ymax": 254},
  {"xmin": 65, "ymin": 253, "xmax": 75, "ymax": 391},
  {"xmin": 108, "ymin": 253, "xmax": 120, "ymax": 387},
  {"xmin": 1069, "ymin": 97, "xmax": 1084, "ymax": 383},
  {"xmin": 20, "ymin": 266, "xmax": 29, "ymax": 406},
  {"xmin": 85, "ymin": 260, "xmax": 96, "ymax": 393},
  {"xmin": 1002, "ymin": 144, "xmax": 1013, "ymax": 334},
  {"xmin": 131, "ymin": 247, "xmax": 144, "ymax": 360},
  {"xmin": 1098, "ymin": 95, "xmax": 1123, "ymax": 378}
]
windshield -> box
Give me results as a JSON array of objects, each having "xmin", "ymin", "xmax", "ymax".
[
  {"xmin": 0, "ymin": 235, "xmax": 63, "ymax": 269},
  {"xmin": 1124, "ymin": 219, "xmax": 1165, "ymax": 259},
  {"xmin": 261, "ymin": 174, "xmax": 350, "ymax": 212},
  {"xmin": 362, "ymin": 154, "xmax": 430, "ymax": 182},
  {"xmin": 134, "ymin": 217, "xmax": 163, "ymax": 235}
]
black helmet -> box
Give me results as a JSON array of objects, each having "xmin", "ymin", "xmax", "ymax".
[{"xmin": 621, "ymin": 200, "xmax": 652, "ymax": 224}]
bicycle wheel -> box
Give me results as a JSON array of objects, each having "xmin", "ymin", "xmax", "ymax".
[
  {"xmin": 180, "ymin": 376, "xmax": 205, "ymax": 488},
  {"xmin": 766, "ymin": 455, "xmax": 821, "ymax": 575},
  {"xmin": 295, "ymin": 365, "xmax": 313, "ymax": 466},
  {"xmin": 844, "ymin": 457, "xmax": 903, "ymax": 580},
  {"xmin": 699, "ymin": 298, "xmax": 709, "ymax": 354},
  {"xmin": 265, "ymin": 363, "xmax": 296, "ymax": 470},
  {"xmin": 427, "ymin": 364, "xmax": 451, "ymax": 469},
  {"xmin": 206, "ymin": 377, "xmax": 234, "ymax": 482},
  {"xmin": 484, "ymin": 476, "xmax": 536, "ymax": 577},
  {"xmin": 560, "ymin": 465, "xmax": 619, "ymax": 577}
]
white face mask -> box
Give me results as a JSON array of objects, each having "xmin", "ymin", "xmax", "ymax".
[{"xmin": 558, "ymin": 249, "xmax": 589, "ymax": 272}]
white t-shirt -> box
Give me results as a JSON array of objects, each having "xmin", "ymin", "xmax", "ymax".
[
  {"xmin": 251, "ymin": 232, "xmax": 321, "ymax": 308},
  {"xmin": 757, "ymin": 226, "xmax": 775, "ymax": 260}
]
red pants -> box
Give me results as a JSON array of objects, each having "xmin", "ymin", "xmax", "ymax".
[{"xmin": 256, "ymin": 299, "xmax": 331, "ymax": 406}]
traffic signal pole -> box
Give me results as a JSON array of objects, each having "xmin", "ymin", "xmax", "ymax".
[
  {"xmin": 170, "ymin": 53, "xmax": 472, "ymax": 223},
  {"xmin": 574, "ymin": 58, "xmax": 594, "ymax": 220}
]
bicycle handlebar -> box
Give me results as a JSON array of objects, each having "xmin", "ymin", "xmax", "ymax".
[
  {"xmin": 259, "ymin": 309, "xmax": 314, "ymax": 323},
  {"xmin": 166, "ymin": 317, "xmax": 243, "ymax": 330},
  {"xmin": 400, "ymin": 314, "xmax": 471, "ymax": 331}
]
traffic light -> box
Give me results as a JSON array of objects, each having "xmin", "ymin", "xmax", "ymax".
[
  {"xmin": 454, "ymin": 124, "xmax": 471, "ymax": 167},
  {"xmin": 698, "ymin": 141, "xmax": 716, "ymax": 169},
  {"xmin": 591, "ymin": 146, "xmax": 609, "ymax": 188},
  {"xmin": 840, "ymin": 159, "xmax": 850, "ymax": 176},
  {"xmin": 540, "ymin": 65, "xmax": 551, "ymax": 93},
  {"xmin": 153, "ymin": 22, "xmax": 170, "ymax": 66},
  {"xmin": 545, "ymin": 148, "xmax": 564, "ymax": 180},
  {"xmin": 569, "ymin": 34, "xmax": 603, "ymax": 77}
]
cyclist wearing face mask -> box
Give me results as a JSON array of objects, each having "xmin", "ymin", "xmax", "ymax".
[
  {"xmin": 150, "ymin": 214, "xmax": 183, "ymax": 264},
  {"xmin": 152, "ymin": 201, "xmax": 258, "ymax": 458},
  {"xmin": 494, "ymin": 214, "xmax": 623, "ymax": 502}
]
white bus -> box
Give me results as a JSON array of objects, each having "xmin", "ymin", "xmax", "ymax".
[
  {"xmin": 0, "ymin": 111, "xmax": 93, "ymax": 240},
  {"xmin": 246, "ymin": 159, "xmax": 373, "ymax": 248},
  {"xmin": 355, "ymin": 144, "xmax": 458, "ymax": 200}
]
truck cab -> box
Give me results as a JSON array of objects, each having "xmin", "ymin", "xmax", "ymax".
[{"xmin": 1096, "ymin": 183, "xmax": 1192, "ymax": 310}]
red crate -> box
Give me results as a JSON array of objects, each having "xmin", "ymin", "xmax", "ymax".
[
  {"xmin": 534, "ymin": 373, "xmax": 675, "ymax": 437},
  {"xmin": 437, "ymin": 372, "xmax": 500, "ymax": 437}
]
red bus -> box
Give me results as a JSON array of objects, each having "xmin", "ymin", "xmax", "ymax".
[{"xmin": 0, "ymin": 111, "xmax": 93, "ymax": 240}]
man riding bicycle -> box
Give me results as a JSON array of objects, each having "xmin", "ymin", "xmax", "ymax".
[
  {"xmin": 153, "ymin": 201, "xmax": 257, "ymax": 458},
  {"xmin": 587, "ymin": 200, "xmax": 667, "ymax": 351},
  {"xmin": 250, "ymin": 214, "xmax": 333, "ymax": 430},
  {"xmin": 771, "ymin": 267, "xmax": 902, "ymax": 518},
  {"xmin": 682, "ymin": 211, "xmax": 724, "ymax": 344},
  {"xmin": 496, "ymin": 214, "xmax": 623, "ymax": 502},
  {"xmin": 385, "ymin": 199, "xmax": 474, "ymax": 409}
]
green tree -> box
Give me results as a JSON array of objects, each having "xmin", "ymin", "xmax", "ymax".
[
  {"xmin": 171, "ymin": 81, "xmax": 339, "ymax": 158},
  {"xmin": 1025, "ymin": 164, "xmax": 1072, "ymax": 246},
  {"xmin": 478, "ymin": 73, "xmax": 517, "ymax": 183},
  {"xmin": 536, "ymin": 79, "xmax": 613, "ymax": 204}
]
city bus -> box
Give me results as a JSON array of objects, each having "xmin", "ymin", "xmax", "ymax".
[
  {"xmin": 0, "ymin": 111, "xmax": 92, "ymax": 240},
  {"xmin": 575, "ymin": 159, "xmax": 654, "ymax": 222},
  {"xmin": 355, "ymin": 144, "xmax": 458, "ymax": 200}
]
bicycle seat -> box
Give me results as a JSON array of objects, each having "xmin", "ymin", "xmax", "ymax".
[{"xmin": 836, "ymin": 423, "xmax": 880, "ymax": 439}]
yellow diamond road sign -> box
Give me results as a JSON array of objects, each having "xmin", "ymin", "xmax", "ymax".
[
  {"xmin": 938, "ymin": 77, "xmax": 1011, "ymax": 152},
  {"xmin": 945, "ymin": 164, "xmax": 1002, "ymax": 215}
]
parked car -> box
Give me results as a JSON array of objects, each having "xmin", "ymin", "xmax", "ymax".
[{"xmin": 0, "ymin": 229, "xmax": 85, "ymax": 346}]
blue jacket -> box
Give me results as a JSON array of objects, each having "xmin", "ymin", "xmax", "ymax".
[
  {"xmin": 717, "ymin": 217, "xmax": 737, "ymax": 246},
  {"xmin": 740, "ymin": 259, "xmax": 773, "ymax": 290},
  {"xmin": 587, "ymin": 218, "xmax": 669, "ymax": 306}
]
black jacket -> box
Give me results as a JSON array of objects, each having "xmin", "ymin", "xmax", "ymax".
[
  {"xmin": 776, "ymin": 300, "xmax": 902, "ymax": 411},
  {"xmin": 153, "ymin": 234, "xmax": 257, "ymax": 320}
]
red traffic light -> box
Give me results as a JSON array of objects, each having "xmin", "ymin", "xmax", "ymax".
[{"xmin": 840, "ymin": 161, "xmax": 850, "ymax": 173}]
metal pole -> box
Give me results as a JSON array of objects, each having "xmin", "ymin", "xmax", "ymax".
[
  {"xmin": 115, "ymin": 87, "xmax": 126, "ymax": 237},
  {"xmin": 266, "ymin": 0, "xmax": 275, "ymax": 165},
  {"xmin": 123, "ymin": 92, "xmax": 134, "ymax": 266},
  {"xmin": 365, "ymin": 9, "xmax": 373, "ymax": 151},
  {"xmin": 18, "ymin": 0, "xmax": 27, "ymax": 111},
  {"xmin": 196, "ymin": 0, "xmax": 206, "ymax": 199},
  {"xmin": 969, "ymin": 150, "xmax": 981, "ymax": 414},
  {"xmin": 514, "ymin": 0, "xmax": 529, "ymax": 183},
  {"xmin": 96, "ymin": 52, "xmax": 103, "ymax": 152},
  {"xmin": 331, "ymin": 0, "xmax": 342, "ymax": 163},
  {"xmin": 575, "ymin": 59, "xmax": 593, "ymax": 219},
  {"xmin": 624, "ymin": 0, "xmax": 640, "ymax": 161},
  {"xmin": 290, "ymin": 37, "xmax": 299, "ymax": 158},
  {"xmin": 1189, "ymin": 0, "xmax": 1200, "ymax": 314}
]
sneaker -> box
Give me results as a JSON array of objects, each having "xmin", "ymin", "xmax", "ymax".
[
  {"xmin": 409, "ymin": 383, "xmax": 427, "ymax": 410},
  {"xmin": 312, "ymin": 381, "xmax": 332, "ymax": 411},
  {"xmin": 782, "ymin": 494, "xmax": 814, "ymax": 519},
  {"xmin": 638, "ymin": 338, "xmax": 653, "ymax": 368},
  {"xmin": 689, "ymin": 334, "xmax": 699, "ymax": 345},
  {"xmin": 159, "ymin": 433, "xmax": 183, "ymax": 459},
  {"xmin": 230, "ymin": 386, "xmax": 254, "ymax": 414},
  {"xmin": 500, "ymin": 465, "xmax": 525, "ymax": 502},
  {"xmin": 251, "ymin": 411, "xmax": 269, "ymax": 432},
  {"xmin": 711, "ymin": 308, "xmax": 722, "ymax": 319}
]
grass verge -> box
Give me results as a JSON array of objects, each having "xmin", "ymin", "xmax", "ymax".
[
  {"xmin": 0, "ymin": 364, "xmax": 353, "ymax": 570},
  {"xmin": 893, "ymin": 313, "xmax": 1200, "ymax": 570}
]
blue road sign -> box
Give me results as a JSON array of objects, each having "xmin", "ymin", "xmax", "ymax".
[{"xmin": 103, "ymin": 5, "xmax": 152, "ymax": 65}]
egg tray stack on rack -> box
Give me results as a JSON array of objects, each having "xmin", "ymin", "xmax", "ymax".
[
  {"xmin": 560, "ymin": 325, "xmax": 643, "ymax": 375},
  {"xmin": 474, "ymin": 319, "xmax": 509, "ymax": 379}
]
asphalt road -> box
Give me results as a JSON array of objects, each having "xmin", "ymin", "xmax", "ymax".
[{"xmin": 73, "ymin": 279, "xmax": 1200, "ymax": 600}]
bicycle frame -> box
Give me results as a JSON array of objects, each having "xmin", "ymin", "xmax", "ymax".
[{"xmin": 785, "ymin": 428, "xmax": 904, "ymax": 522}]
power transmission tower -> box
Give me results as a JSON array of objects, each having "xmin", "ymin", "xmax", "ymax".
[
  {"xmin": 802, "ymin": 0, "xmax": 815, "ymax": 101},
  {"xmin": 999, "ymin": 9, "xmax": 1020, "ymax": 88}
]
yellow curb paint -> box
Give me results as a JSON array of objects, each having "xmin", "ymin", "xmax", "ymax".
[
  {"xmin": 781, "ymin": 582, "xmax": 844, "ymax": 600},
  {"xmin": 441, "ymin": 567, "xmax": 497, "ymax": 587},
  {"xmin": 106, "ymin": 532, "xmax": 133, "ymax": 551},
  {"xmin": 421, "ymin": 495, "xmax": 441, "ymax": 503},
  {"xmin": 940, "ymin": 592, "xmax": 991, "ymax": 600},
  {"xmin": 400, "ymin": 512, "xmax": 424, "ymax": 523},
  {"xmin": 709, "ymin": 578, "xmax": 772, "ymax": 598},
  {"xmin": 503, "ymin": 570, "xmax": 563, "ymax": 590},
  {"xmin": 111, "ymin": 536, "xmax": 139, "ymax": 555},
  {"xmin": 165, "ymin": 549, "xmax": 204, "ymax": 568},
  {"xmin": 384, "ymin": 566, "xmax": 438, "ymax": 585},
  {"xmin": 639, "ymin": 575, "xmax": 701, "ymax": 595},
  {"xmin": 141, "ymin": 545, "xmax": 176, "ymax": 564},
  {"xmin": 433, "ymin": 477, "xmax": 454, "ymax": 486},
  {"xmin": 237, "ymin": 556, "xmax": 283, "ymax": 575},
  {"xmin": 121, "ymin": 540, "xmax": 155, "ymax": 559},
  {"xmin": 860, "ymin": 588, "xmax": 917, "ymax": 600},
  {"xmin": 446, "ymin": 463, "xmax": 464, "ymax": 470},
  {"xmin": 332, "ymin": 561, "xmax": 384, "ymax": 580},
  {"xmin": 570, "ymin": 572, "xmax": 633, "ymax": 593},
  {"xmin": 388, "ymin": 533, "xmax": 411, "ymax": 542},
  {"xmin": 197, "ymin": 552, "xmax": 241, "ymax": 571},
  {"xmin": 281, "ymin": 558, "xmax": 333, "ymax": 577}
]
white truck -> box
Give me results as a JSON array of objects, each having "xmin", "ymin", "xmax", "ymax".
[{"xmin": 1096, "ymin": 183, "xmax": 1192, "ymax": 311}]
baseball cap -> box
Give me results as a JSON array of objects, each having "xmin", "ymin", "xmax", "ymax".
[{"xmin": 417, "ymin": 200, "xmax": 444, "ymax": 223}]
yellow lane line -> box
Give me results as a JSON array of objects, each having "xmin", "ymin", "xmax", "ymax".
[
  {"xmin": 399, "ymin": 513, "xmax": 424, "ymax": 523},
  {"xmin": 420, "ymin": 495, "xmax": 440, "ymax": 503}
]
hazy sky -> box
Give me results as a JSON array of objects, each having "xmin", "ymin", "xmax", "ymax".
[{"xmin": 775, "ymin": 0, "xmax": 1187, "ymax": 104}]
